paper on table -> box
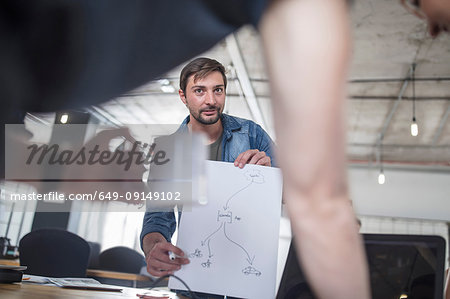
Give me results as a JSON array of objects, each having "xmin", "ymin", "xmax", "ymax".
[
  {"xmin": 0, "ymin": 265, "xmax": 27, "ymax": 271},
  {"xmin": 22, "ymin": 274, "xmax": 52, "ymax": 284},
  {"xmin": 169, "ymin": 161, "xmax": 282, "ymax": 299},
  {"xmin": 23, "ymin": 275, "xmax": 122, "ymax": 291},
  {"xmin": 48, "ymin": 277, "xmax": 122, "ymax": 291}
]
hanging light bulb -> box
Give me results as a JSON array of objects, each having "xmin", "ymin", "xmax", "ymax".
[
  {"xmin": 378, "ymin": 169, "xmax": 385, "ymax": 185},
  {"xmin": 60, "ymin": 113, "xmax": 69, "ymax": 124},
  {"xmin": 376, "ymin": 143, "xmax": 385, "ymax": 185},
  {"xmin": 410, "ymin": 63, "xmax": 418, "ymax": 137},
  {"xmin": 410, "ymin": 117, "xmax": 418, "ymax": 136}
]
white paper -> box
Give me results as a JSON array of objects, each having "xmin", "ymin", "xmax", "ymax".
[
  {"xmin": 169, "ymin": 161, "xmax": 282, "ymax": 299},
  {"xmin": 47, "ymin": 277, "xmax": 122, "ymax": 291},
  {"xmin": 23, "ymin": 275, "xmax": 122, "ymax": 291}
]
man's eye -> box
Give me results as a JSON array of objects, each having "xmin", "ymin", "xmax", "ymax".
[
  {"xmin": 195, "ymin": 89, "xmax": 203, "ymax": 94},
  {"xmin": 215, "ymin": 88, "xmax": 223, "ymax": 93}
]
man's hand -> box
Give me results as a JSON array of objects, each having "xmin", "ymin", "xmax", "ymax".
[
  {"xmin": 143, "ymin": 233, "xmax": 189, "ymax": 277},
  {"xmin": 234, "ymin": 149, "xmax": 271, "ymax": 168}
]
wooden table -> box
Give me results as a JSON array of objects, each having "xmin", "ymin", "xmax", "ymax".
[
  {"xmin": 0, "ymin": 282, "xmax": 179, "ymax": 299},
  {"xmin": 86, "ymin": 269, "xmax": 157, "ymax": 288},
  {"xmin": 0, "ymin": 259, "xmax": 20, "ymax": 266},
  {"xmin": 86, "ymin": 269, "xmax": 152, "ymax": 282},
  {"xmin": 0, "ymin": 261, "xmax": 158, "ymax": 288}
]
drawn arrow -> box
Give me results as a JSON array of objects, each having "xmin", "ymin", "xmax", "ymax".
[
  {"xmin": 223, "ymin": 222, "xmax": 255, "ymax": 265},
  {"xmin": 223, "ymin": 181, "xmax": 252, "ymax": 210},
  {"xmin": 246, "ymin": 255, "xmax": 255, "ymax": 265},
  {"xmin": 207, "ymin": 239, "xmax": 213, "ymax": 258},
  {"xmin": 201, "ymin": 222, "xmax": 223, "ymax": 246}
]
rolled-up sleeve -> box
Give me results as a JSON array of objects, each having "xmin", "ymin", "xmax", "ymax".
[
  {"xmin": 140, "ymin": 211, "xmax": 176, "ymax": 251},
  {"xmin": 252, "ymin": 123, "xmax": 277, "ymax": 167}
]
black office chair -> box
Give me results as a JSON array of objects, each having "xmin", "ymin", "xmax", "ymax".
[
  {"xmin": 87, "ymin": 241, "xmax": 101, "ymax": 269},
  {"xmin": 19, "ymin": 228, "xmax": 90, "ymax": 277},
  {"xmin": 98, "ymin": 246, "xmax": 146, "ymax": 274},
  {"xmin": 96, "ymin": 246, "xmax": 153, "ymax": 288}
]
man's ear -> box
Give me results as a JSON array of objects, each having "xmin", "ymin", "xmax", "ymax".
[{"xmin": 179, "ymin": 89, "xmax": 187, "ymax": 105}]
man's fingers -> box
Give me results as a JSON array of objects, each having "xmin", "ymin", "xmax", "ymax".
[
  {"xmin": 148, "ymin": 258, "xmax": 181, "ymax": 272},
  {"xmin": 234, "ymin": 149, "xmax": 258, "ymax": 168},
  {"xmin": 234, "ymin": 150, "xmax": 271, "ymax": 167},
  {"xmin": 157, "ymin": 243, "xmax": 189, "ymax": 262},
  {"xmin": 256, "ymin": 156, "xmax": 271, "ymax": 166},
  {"xmin": 174, "ymin": 256, "xmax": 190, "ymax": 265},
  {"xmin": 248, "ymin": 151, "xmax": 266, "ymax": 165},
  {"xmin": 145, "ymin": 240, "xmax": 190, "ymax": 277},
  {"xmin": 237, "ymin": 150, "xmax": 254, "ymax": 165},
  {"xmin": 166, "ymin": 244, "xmax": 186, "ymax": 258},
  {"xmin": 234, "ymin": 152, "xmax": 246, "ymax": 166},
  {"xmin": 165, "ymin": 244, "xmax": 190, "ymax": 264},
  {"xmin": 150, "ymin": 242, "xmax": 190, "ymax": 265},
  {"xmin": 242, "ymin": 150, "xmax": 258, "ymax": 164}
]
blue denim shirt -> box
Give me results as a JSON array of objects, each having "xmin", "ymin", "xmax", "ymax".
[{"xmin": 140, "ymin": 114, "xmax": 276, "ymax": 247}]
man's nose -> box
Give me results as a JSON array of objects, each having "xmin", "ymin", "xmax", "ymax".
[{"xmin": 204, "ymin": 91, "xmax": 216, "ymax": 105}]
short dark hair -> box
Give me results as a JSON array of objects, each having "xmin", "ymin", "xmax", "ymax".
[{"xmin": 179, "ymin": 57, "xmax": 227, "ymax": 93}]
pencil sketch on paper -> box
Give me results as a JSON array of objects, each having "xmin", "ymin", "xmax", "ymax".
[
  {"xmin": 187, "ymin": 169, "xmax": 265, "ymax": 277},
  {"xmin": 169, "ymin": 161, "xmax": 282, "ymax": 299}
]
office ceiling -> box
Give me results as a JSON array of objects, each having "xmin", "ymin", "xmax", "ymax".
[{"xmin": 29, "ymin": 0, "xmax": 450, "ymax": 172}]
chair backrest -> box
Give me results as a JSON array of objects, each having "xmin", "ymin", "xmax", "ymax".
[
  {"xmin": 98, "ymin": 246, "xmax": 145, "ymax": 274},
  {"xmin": 445, "ymin": 268, "xmax": 449, "ymax": 299},
  {"xmin": 19, "ymin": 228, "xmax": 90, "ymax": 277},
  {"xmin": 87, "ymin": 241, "xmax": 101, "ymax": 269}
]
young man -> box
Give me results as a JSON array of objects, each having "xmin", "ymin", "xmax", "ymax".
[{"xmin": 140, "ymin": 57, "xmax": 275, "ymax": 278}]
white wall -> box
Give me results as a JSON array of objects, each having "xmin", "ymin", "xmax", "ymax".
[
  {"xmin": 0, "ymin": 182, "xmax": 36, "ymax": 246},
  {"xmin": 349, "ymin": 167, "xmax": 449, "ymax": 268},
  {"xmin": 349, "ymin": 167, "xmax": 450, "ymax": 221}
]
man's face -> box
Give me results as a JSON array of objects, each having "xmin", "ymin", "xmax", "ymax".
[
  {"xmin": 403, "ymin": 0, "xmax": 450, "ymax": 37},
  {"xmin": 179, "ymin": 71, "xmax": 226, "ymax": 125}
]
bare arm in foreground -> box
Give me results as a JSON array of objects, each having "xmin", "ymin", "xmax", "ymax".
[{"xmin": 260, "ymin": 0, "xmax": 370, "ymax": 298}]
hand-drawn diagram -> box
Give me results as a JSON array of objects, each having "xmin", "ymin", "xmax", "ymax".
[
  {"xmin": 188, "ymin": 248, "xmax": 203, "ymax": 258},
  {"xmin": 187, "ymin": 169, "xmax": 265, "ymax": 277},
  {"xmin": 170, "ymin": 162, "xmax": 282, "ymax": 299}
]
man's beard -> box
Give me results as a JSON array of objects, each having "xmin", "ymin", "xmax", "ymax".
[{"xmin": 191, "ymin": 106, "xmax": 222, "ymax": 125}]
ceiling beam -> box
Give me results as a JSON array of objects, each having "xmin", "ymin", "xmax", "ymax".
[
  {"xmin": 117, "ymin": 92, "xmax": 450, "ymax": 102},
  {"xmin": 350, "ymin": 96, "xmax": 450, "ymax": 101},
  {"xmin": 378, "ymin": 65, "xmax": 415, "ymax": 144},
  {"xmin": 348, "ymin": 77, "xmax": 450, "ymax": 83},
  {"xmin": 375, "ymin": 64, "xmax": 415, "ymax": 165},
  {"xmin": 225, "ymin": 34, "xmax": 266, "ymax": 128},
  {"xmin": 25, "ymin": 113, "xmax": 52, "ymax": 126},
  {"xmin": 153, "ymin": 76, "xmax": 450, "ymax": 84},
  {"xmin": 349, "ymin": 142, "xmax": 450, "ymax": 149},
  {"xmin": 432, "ymin": 104, "xmax": 450, "ymax": 146}
]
